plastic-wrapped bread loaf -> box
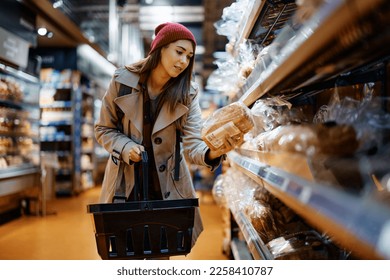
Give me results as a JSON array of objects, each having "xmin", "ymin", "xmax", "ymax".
[
  {"xmin": 250, "ymin": 204, "xmax": 281, "ymax": 244},
  {"xmin": 314, "ymin": 122, "xmax": 359, "ymax": 156},
  {"xmin": 253, "ymin": 122, "xmax": 358, "ymax": 156},
  {"xmin": 266, "ymin": 230, "xmax": 341, "ymax": 260},
  {"xmin": 202, "ymin": 102, "xmax": 254, "ymax": 151}
]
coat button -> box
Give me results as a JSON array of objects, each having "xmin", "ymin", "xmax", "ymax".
[
  {"xmin": 164, "ymin": 192, "xmax": 170, "ymax": 198},
  {"xmin": 154, "ymin": 137, "xmax": 162, "ymax": 144},
  {"xmin": 158, "ymin": 164, "xmax": 166, "ymax": 172}
]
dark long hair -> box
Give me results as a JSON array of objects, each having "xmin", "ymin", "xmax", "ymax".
[{"xmin": 125, "ymin": 42, "xmax": 195, "ymax": 120}]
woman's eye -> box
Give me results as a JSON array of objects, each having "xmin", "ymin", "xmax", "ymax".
[{"xmin": 177, "ymin": 50, "xmax": 183, "ymax": 55}]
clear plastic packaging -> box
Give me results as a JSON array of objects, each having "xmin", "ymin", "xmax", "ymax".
[
  {"xmin": 202, "ymin": 101, "xmax": 255, "ymax": 151},
  {"xmin": 212, "ymin": 174, "xmax": 227, "ymax": 206},
  {"xmin": 214, "ymin": 0, "xmax": 254, "ymax": 41},
  {"xmin": 216, "ymin": 167, "xmax": 258, "ymax": 213},
  {"xmin": 205, "ymin": 58, "xmax": 241, "ymax": 95},
  {"xmin": 252, "ymin": 122, "xmax": 359, "ymax": 157},
  {"xmin": 249, "ymin": 97, "xmax": 292, "ymax": 135},
  {"xmin": 266, "ymin": 230, "xmax": 341, "ymax": 260},
  {"xmin": 293, "ymin": 0, "xmax": 326, "ymax": 25},
  {"xmin": 249, "ymin": 200, "xmax": 281, "ymax": 244},
  {"xmin": 313, "ymin": 86, "xmax": 389, "ymax": 154}
]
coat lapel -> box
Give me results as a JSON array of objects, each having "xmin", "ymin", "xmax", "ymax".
[
  {"xmin": 113, "ymin": 69, "xmax": 143, "ymax": 135},
  {"xmin": 153, "ymin": 102, "xmax": 188, "ymax": 134},
  {"xmin": 114, "ymin": 89, "xmax": 143, "ymax": 134}
]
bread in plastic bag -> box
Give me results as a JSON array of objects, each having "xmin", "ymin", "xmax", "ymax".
[{"xmin": 202, "ymin": 101, "xmax": 254, "ymax": 150}]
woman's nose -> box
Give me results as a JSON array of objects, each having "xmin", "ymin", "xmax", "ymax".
[{"xmin": 180, "ymin": 55, "xmax": 188, "ymax": 64}]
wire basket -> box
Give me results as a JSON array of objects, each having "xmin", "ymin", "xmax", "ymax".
[
  {"xmin": 87, "ymin": 151, "xmax": 199, "ymax": 259},
  {"xmin": 87, "ymin": 198, "xmax": 198, "ymax": 259}
]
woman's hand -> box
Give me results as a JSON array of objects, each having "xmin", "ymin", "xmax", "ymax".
[
  {"xmin": 129, "ymin": 144, "xmax": 145, "ymax": 162},
  {"xmin": 206, "ymin": 134, "xmax": 239, "ymax": 161}
]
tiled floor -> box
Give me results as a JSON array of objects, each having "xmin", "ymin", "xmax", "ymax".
[{"xmin": 0, "ymin": 186, "xmax": 228, "ymax": 260}]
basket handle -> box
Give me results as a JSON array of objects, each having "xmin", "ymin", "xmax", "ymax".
[
  {"xmin": 141, "ymin": 151, "xmax": 149, "ymax": 201},
  {"xmin": 112, "ymin": 151, "xmax": 149, "ymax": 203}
]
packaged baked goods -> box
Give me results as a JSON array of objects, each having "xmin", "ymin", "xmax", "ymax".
[
  {"xmin": 202, "ymin": 101, "xmax": 254, "ymax": 151},
  {"xmin": 266, "ymin": 230, "xmax": 338, "ymax": 260},
  {"xmin": 249, "ymin": 97, "xmax": 293, "ymax": 135},
  {"xmin": 314, "ymin": 122, "xmax": 359, "ymax": 156},
  {"xmin": 250, "ymin": 202, "xmax": 281, "ymax": 244},
  {"xmin": 253, "ymin": 122, "xmax": 359, "ymax": 157}
]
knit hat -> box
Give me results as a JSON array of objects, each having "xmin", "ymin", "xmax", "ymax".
[{"xmin": 148, "ymin": 22, "xmax": 196, "ymax": 55}]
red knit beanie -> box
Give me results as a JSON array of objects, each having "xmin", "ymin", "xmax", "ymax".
[{"xmin": 148, "ymin": 22, "xmax": 196, "ymax": 55}]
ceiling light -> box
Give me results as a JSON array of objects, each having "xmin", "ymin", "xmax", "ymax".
[
  {"xmin": 37, "ymin": 27, "xmax": 48, "ymax": 36},
  {"xmin": 53, "ymin": 0, "xmax": 63, "ymax": 9},
  {"xmin": 37, "ymin": 27, "xmax": 54, "ymax": 38}
]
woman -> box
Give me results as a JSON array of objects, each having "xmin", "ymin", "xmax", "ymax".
[{"xmin": 94, "ymin": 22, "xmax": 234, "ymax": 249}]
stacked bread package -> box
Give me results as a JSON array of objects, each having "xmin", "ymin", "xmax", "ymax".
[{"xmin": 202, "ymin": 102, "xmax": 255, "ymax": 151}]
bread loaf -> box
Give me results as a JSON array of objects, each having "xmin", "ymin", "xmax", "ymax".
[
  {"xmin": 202, "ymin": 102, "xmax": 254, "ymax": 150},
  {"xmin": 253, "ymin": 122, "xmax": 358, "ymax": 156},
  {"xmin": 266, "ymin": 231, "xmax": 331, "ymax": 260}
]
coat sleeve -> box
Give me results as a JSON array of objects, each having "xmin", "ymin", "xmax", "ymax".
[
  {"xmin": 94, "ymin": 74, "xmax": 138, "ymax": 165},
  {"xmin": 181, "ymin": 82, "xmax": 223, "ymax": 171}
]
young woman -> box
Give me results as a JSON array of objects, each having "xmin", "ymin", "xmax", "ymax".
[{"xmin": 94, "ymin": 22, "xmax": 234, "ymax": 248}]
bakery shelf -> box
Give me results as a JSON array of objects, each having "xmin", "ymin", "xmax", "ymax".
[
  {"xmin": 0, "ymin": 131, "xmax": 39, "ymax": 139},
  {"xmin": 239, "ymin": 0, "xmax": 389, "ymax": 106},
  {"xmin": 40, "ymin": 135, "xmax": 72, "ymax": 142},
  {"xmin": 40, "ymin": 101, "xmax": 72, "ymax": 108},
  {"xmin": 230, "ymin": 238, "xmax": 254, "ymax": 260},
  {"xmin": 229, "ymin": 207, "xmax": 274, "ymax": 260},
  {"xmin": 0, "ymin": 99, "xmax": 23, "ymax": 110},
  {"xmin": 0, "ymin": 62, "xmax": 40, "ymax": 84},
  {"xmin": 0, "ymin": 165, "xmax": 40, "ymax": 180},
  {"xmin": 0, "ymin": 62, "xmax": 41, "ymax": 212},
  {"xmin": 0, "ymin": 166, "xmax": 41, "ymax": 197},
  {"xmin": 233, "ymin": 0, "xmax": 266, "ymax": 53},
  {"xmin": 40, "ymin": 120, "xmax": 73, "ymax": 126},
  {"xmin": 217, "ymin": 0, "xmax": 390, "ymax": 261},
  {"xmin": 248, "ymin": 0, "xmax": 296, "ymax": 47},
  {"xmin": 228, "ymin": 150, "xmax": 390, "ymax": 259}
]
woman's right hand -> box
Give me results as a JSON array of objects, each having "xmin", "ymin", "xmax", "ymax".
[{"xmin": 129, "ymin": 144, "xmax": 145, "ymax": 162}]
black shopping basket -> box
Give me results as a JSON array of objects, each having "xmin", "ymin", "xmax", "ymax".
[{"xmin": 87, "ymin": 151, "xmax": 198, "ymax": 260}]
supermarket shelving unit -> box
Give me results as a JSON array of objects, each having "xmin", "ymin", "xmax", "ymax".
[
  {"xmin": 223, "ymin": 0, "xmax": 390, "ymax": 260},
  {"xmin": 0, "ymin": 62, "xmax": 41, "ymax": 221},
  {"xmin": 40, "ymin": 71, "xmax": 96, "ymax": 195}
]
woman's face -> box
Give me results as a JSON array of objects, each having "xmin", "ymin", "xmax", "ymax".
[{"xmin": 159, "ymin": 39, "xmax": 194, "ymax": 78}]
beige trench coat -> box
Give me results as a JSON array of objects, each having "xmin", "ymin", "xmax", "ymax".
[{"xmin": 94, "ymin": 67, "xmax": 222, "ymax": 247}]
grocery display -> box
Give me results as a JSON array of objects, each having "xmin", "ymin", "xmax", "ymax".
[
  {"xmin": 0, "ymin": 62, "xmax": 41, "ymax": 222},
  {"xmin": 39, "ymin": 68, "xmax": 96, "ymax": 195},
  {"xmin": 209, "ymin": 0, "xmax": 390, "ymax": 260}
]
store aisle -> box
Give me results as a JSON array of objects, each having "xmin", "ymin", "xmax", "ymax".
[{"xmin": 0, "ymin": 187, "xmax": 228, "ymax": 260}]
